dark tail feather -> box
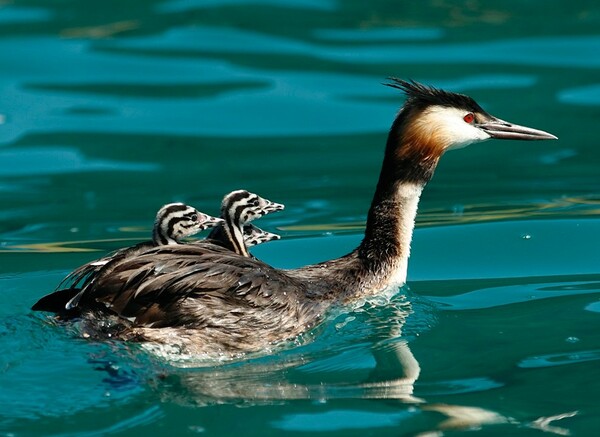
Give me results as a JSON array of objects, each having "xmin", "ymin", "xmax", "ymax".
[{"xmin": 32, "ymin": 288, "xmax": 81, "ymax": 313}]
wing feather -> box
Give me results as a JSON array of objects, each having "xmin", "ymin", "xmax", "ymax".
[{"xmin": 72, "ymin": 243, "xmax": 308, "ymax": 330}]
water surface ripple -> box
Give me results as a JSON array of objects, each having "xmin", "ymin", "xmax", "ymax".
[{"xmin": 1, "ymin": 0, "xmax": 599, "ymax": 435}]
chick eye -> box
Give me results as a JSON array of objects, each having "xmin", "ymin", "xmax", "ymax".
[
  {"xmin": 463, "ymin": 113, "xmax": 475, "ymax": 124},
  {"xmin": 190, "ymin": 214, "xmax": 198, "ymax": 221},
  {"xmin": 252, "ymin": 200, "xmax": 259, "ymax": 207}
]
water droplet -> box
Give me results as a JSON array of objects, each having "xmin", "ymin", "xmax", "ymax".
[
  {"xmin": 522, "ymin": 234, "xmax": 532, "ymax": 240},
  {"xmin": 566, "ymin": 336, "xmax": 580, "ymax": 343},
  {"xmin": 452, "ymin": 204, "xmax": 464, "ymax": 215}
]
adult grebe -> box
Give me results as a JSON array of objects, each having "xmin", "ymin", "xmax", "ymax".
[
  {"xmin": 32, "ymin": 79, "xmax": 557, "ymax": 357},
  {"xmin": 32, "ymin": 203, "xmax": 223, "ymax": 313},
  {"xmin": 206, "ymin": 190, "xmax": 284, "ymax": 257}
]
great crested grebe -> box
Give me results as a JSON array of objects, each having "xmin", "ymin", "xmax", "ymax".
[
  {"xmin": 151, "ymin": 203, "xmax": 223, "ymax": 246},
  {"xmin": 206, "ymin": 190, "xmax": 284, "ymax": 257},
  {"xmin": 32, "ymin": 203, "xmax": 223, "ymax": 313},
  {"xmin": 32, "ymin": 79, "xmax": 557, "ymax": 357},
  {"xmin": 243, "ymin": 224, "xmax": 281, "ymax": 248}
]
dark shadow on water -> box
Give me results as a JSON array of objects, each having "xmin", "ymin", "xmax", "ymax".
[{"xmin": 24, "ymin": 80, "xmax": 268, "ymax": 100}]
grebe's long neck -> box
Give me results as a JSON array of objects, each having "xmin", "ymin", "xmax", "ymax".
[
  {"xmin": 207, "ymin": 217, "xmax": 250, "ymax": 257},
  {"xmin": 223, "ymin": 216, "xmax": 250, "ymax": 257},
  {"xmin": 296, "ymin": 110, "xmax": 441, "ymax": 301},
  {"xmin": 356, "ymin": 179, "xmax": 423, "ymax": 292},
  {"xmin": 355, "ymin": 112, "xmax": 440, "ymax": 292}
]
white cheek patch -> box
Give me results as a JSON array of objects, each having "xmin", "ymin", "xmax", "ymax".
[
  {"xmin": 422, "ymin": 106, "xmax": 491, "ymax": 150},
  {"xmin": 160, "ymin": 221, "xmax": 170, "ymax": 237},
  {"xmin": 227, "ymin": 204, "xmax": 238, "ymax": 219}
]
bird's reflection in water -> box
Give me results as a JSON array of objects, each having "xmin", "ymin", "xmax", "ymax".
[
  {"xmin": 89, "ymin": 294, "xmax": 576, "ymax": 435},
  {"xmin": 137, "ymin": 295, "xmax": 566, "ymax": 435},
  {"xmin": 139, "ymin": 295, "xmax": 414, "ymax": 399}
]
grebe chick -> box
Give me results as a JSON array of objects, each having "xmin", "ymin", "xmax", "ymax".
[
  {"xmin": 67, "ymin": 203, "xmax": 222, "ymax": 287},
  {"xmin": 152, "ymin": 203, "xmax": 223, "ymax": 245},
  {"xmin": 206, "ymin": 190, "xmax": 284, "ymax": 257},
  {"xmin": 34, "ymin": 203, "xmax": 222, "ymax": 313},
  {"xmin": 33, "ymin": 79, "xmax": 557, "ymax": 357},
  {"xmin": 243, "ymin": 224, "xmax": 281, "ymax": 247}
]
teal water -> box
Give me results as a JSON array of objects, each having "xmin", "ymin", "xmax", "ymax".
[{"xmin": 1, "ymin": 0, "xmax": 600, "ymax": 435}]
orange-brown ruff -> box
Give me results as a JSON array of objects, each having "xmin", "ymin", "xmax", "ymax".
[{"xmin": 32, "ymin": 79, "xmax": 557, "ymax": 359}]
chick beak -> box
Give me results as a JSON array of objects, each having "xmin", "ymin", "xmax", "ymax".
[
  {"xmin": 200, "ymin": 216, "xmax": 224, "ymax": 230},
  {"xmin": 265, "ymin": 201, "xmax": 285, "ymax": 212}
]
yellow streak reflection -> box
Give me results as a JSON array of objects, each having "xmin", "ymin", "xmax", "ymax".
[
  {"xmin": 3, "ymin": 197, "xmax": 599, "ymax": 253},
  {"xmin": 2, "ymin": 238, "xmax": 141, "ymax": 253},
  {"xmin": 283, "ymin": 197, "xmax": 600, "ymax": 232},
  {"xmin": 61, "ymin": 20, "xmax": 139, "ymax": 39}
]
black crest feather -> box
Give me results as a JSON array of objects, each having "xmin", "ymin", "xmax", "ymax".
[{"xmin": 385, "ymin": 78, "xmax": 487, "ymax": 114}]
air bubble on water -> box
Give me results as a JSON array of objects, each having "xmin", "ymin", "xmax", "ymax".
[
  {"xmin": 452, "ymin": 204, "xmax": 464, "ymax": 215},
  {"xmin": 565, "ymin": 336, "xmax": 580, "ymax": 343},
  {"xmin": 521, "ymin": 234, "xmax": 532, "ymax": 240}
]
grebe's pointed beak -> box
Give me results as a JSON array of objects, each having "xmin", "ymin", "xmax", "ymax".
[
  {"xmin": 199, "ymin": 215, "xmax": 224, "ymax": 230},
  {"xmin": 265, "ymin": 201, "xmax": 285, "ymax": 213},
  {"xmin": 478, "ymin": 118, "xmax": 557, "ymax": 141}
]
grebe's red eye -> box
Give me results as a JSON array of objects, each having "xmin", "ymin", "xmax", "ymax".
[{"xmin": 463, "ymin": 113, "xmax": 475, "ymax": 123}]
